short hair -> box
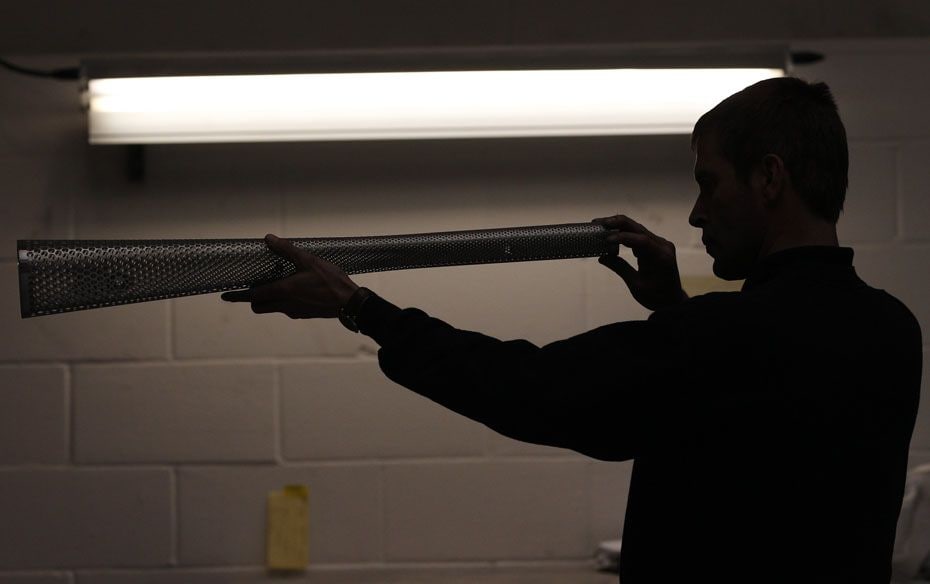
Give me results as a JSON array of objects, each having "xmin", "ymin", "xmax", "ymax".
[{"xmin": 690, "ymin": 77, "xmax": 848, "ymax": 223}]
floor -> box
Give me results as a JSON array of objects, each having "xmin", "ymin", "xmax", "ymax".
[{"xmin": 281, "ymin": 564, "xmax": 619, "ymax": 583}]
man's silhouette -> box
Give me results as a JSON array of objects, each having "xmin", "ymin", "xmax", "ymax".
[{"xmin": 224, "ymin": 77, "xmax": 922, "ymax": 583}]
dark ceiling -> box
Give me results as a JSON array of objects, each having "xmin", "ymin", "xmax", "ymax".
[{"xmin": 1, "ymin": 0, "xmax": 928, "ymax": 57}]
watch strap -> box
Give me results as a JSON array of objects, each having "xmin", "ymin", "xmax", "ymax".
[{"xmin": 338, "ymin": 287, "xmax": 373, "ymax": 333}]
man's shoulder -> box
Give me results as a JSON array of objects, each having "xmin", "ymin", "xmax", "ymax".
[
  {"xmin": 648, "ymin": 290, "xmax": 744, "ymax": 322},
  {"xmin": 651, "ymin": 276, "xmax": 921, "ymax": 346},
  {"xmin": 860, "ymin": 285, "xmax": 923, "ymax": 343}
]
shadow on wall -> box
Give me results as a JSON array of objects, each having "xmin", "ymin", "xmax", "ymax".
[
  {"xmin": 84, "ymin": 133, "xmax": 696, "ymax": 189},
  {"xmin": 75, "ymin": 133, "xmax": 699, "ymax": 241}
]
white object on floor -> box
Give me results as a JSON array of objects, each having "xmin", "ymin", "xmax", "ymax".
[
  {"xmin": 594, "ymin": 539, "xmax": 622, "ymax": 572},
  {"xmin": 893, "ymin": 463, "xmax": 930, "ymax": 580}
]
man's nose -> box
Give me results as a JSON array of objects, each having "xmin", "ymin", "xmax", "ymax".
[{"xmin": 688, "ymin": 196, "xmax": 706, "ymax": 228}]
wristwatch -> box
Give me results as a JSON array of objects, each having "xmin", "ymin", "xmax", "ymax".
[{"xmin": 338, "ymin": 287, "xmax": 374, "ymax": 333}]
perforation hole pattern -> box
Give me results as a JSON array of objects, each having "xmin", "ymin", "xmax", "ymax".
[{"xmin": 17, "ymin": 222, "xmax": 613, "ymax": 317}]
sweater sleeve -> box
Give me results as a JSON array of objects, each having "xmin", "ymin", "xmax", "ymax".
[{"xmin": 356, "ymin": 291, "xmax": 678, "ymax": 461}]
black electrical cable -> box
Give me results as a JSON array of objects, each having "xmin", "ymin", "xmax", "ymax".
[{"xmin": 0, "ymin": 57, "xmax": 79, "ymax": 80}]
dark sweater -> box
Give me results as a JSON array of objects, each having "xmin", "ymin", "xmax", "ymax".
[{"xmin": 357, "ymin": 246, "xmax": 922, "ymax": 583}]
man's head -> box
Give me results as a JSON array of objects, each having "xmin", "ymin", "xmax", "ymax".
[{"xmin": 688, "ymin": 77, "xmax": 848, "ymax": 279}]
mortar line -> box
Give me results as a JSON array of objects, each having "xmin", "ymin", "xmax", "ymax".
[
  {"xmin": 171, "ymin": 466, "xmax": 179, "ymax": 566},
  {"xmin": 379, "ymin": 462, "xmax": 388, "ymax": 563},
  {"xmin": 63, "ymin": 558, "xmax": 597, "ymax": 573},
  {"xmin": 894, "ymin": 142, "xmax": 903, "ymax": 242},
  {"xmin": 273, "ymin": 363, "xmax": 283, "ymax": 464},
  {"xmin": 65, "ymin": 363, "xmax": 74, "ymax": 464},
  {"xmin": 166, "ymin": 300, "xmax": 175, "ymax": 361}
]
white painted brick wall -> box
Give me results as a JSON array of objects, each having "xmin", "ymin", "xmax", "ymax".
[
  {"xmin": 0, "ymin": 366, "xmax": 67, "ymax": 464},
  {"xmin": 487, "ymin": 429, "xmax": 587, "ymax": 458},
  {"xmin": 910, "ymin": 350, "xmax": 930, "ymax": 451},
  {"xmin": 853, "ymin": 246, "xmax": 930, "ymax": 336},
  {"xmin": 0, "ymin": 469, "xmax": 172, "ymax": 568},
  {"xmin": 910, "ymin": 449, "xmax": 930, "ymax": 470},
  {"xmin": 0, "ymin": 69, "xmax": 83, "ymax": 158},
  {"xmin": 838, "ymin": 142, "xmax": 897, "ymax": 244},
  {"xmin": 383, "ymin": 461, "xmax": 589, "ymax": 561},
  {"xmin": 280, "ymin": 360, "xmax": 487, "ymax": 460},
  {"xmin": 797, "ymin": 41, "xmax": 930, "ymax": 140},
  {"xmin": 589, "ymin": 461, "xmax": 634, "ymax": 542},
  {"xmin": 0, "ymin": 37, "xmax": 927, "ymax": 581},
  {"xmin": 72, "ymin": 364, "xmax": 276, "ymax": 463},
  {"xmin": 377, "ymin": 260, "xmax": 589, "ymax": 348},
  {"xmin": 73, "ymin": 566, "xmax": 617, "ymax": 583},
  {"xmin": 0, "ymin": 265, "xmax": 168, "ymax": 362},
  {"xmin": 172, "ymin": 275, "xmax": 380, "ymax": 359},
  {"xmin": 900, "ymin": 142, "xmax": 930, "ymax": 241},
  {"xmin": 0, "ymin": 157, "xmax": 71, "ymax": 262},
  {"xmin": 177, "ymin": 466, "xmax": 383, "ymax": 565},
  {"xmin": 0, "ymin": 575, "xmax": 71, "ymax": 584},
  {"xmin": 74, "ymin": 148, "xmax": 284, "ymax": 241}
]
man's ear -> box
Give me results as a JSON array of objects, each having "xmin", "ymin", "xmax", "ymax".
[{"xmin": 757, "ymin": 153, "xmax": 788, "ymax": 207}]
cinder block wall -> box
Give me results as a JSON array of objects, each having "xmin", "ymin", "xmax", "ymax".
[{"xmin": 0, "ymin": 39, "xmax": 928, "ymax": 582}]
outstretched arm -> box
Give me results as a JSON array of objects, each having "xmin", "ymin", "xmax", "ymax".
[
  {"xmin": 222, "ymin": 232, "xmax": 675, "ymax": 461},
  {"xmin": 356, "ymin": 289, "xmax": 666, "ymax": 460}
]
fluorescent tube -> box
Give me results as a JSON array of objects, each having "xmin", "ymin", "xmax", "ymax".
[{"xmin": 87, "ymin": 67, "xmax": 784, "ymax": 144}]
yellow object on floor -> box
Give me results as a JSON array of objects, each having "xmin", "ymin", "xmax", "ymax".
[{"xmin": 266, "ymin": 484, "xmax": 309, "ymax": 570}]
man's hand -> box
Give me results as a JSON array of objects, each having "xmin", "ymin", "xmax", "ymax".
[
  {"xmin": 591, "ymin": 215, "xmax": 688, "ymax": 311},
  {"xmin": 221, "ymin": 234, "xmax": 359, "ymax": 319}
]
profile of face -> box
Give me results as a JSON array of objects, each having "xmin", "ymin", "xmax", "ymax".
[{"xmin": 688, "ymin": 133, "xmax": 769, "ymax": 280}]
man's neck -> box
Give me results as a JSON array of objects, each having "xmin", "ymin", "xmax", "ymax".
[{"xmin": 758, "ymin": 221, "xmax": 839, "ymax": 260}]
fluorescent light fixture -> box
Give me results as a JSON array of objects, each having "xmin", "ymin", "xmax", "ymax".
[{"xmin": 87, "ymin": 67, "xmax": 784, "ymax": 144}]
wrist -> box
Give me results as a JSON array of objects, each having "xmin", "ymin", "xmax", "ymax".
[
  {"xmin": 338, "ymin": 286, "xmax": 373, "ymax": 333},
  {"xmin": 339, "ymin": 283, "xmax": 361, "ymax": 308}
]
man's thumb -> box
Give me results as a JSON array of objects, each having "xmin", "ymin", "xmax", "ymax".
[
  {"xmin": 264, "ymin": 233, "xmax": 305, "ymax": 267},
  {"xmin": 599, "ymin": 254, "xmax": 637, "ymax": 283}
]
